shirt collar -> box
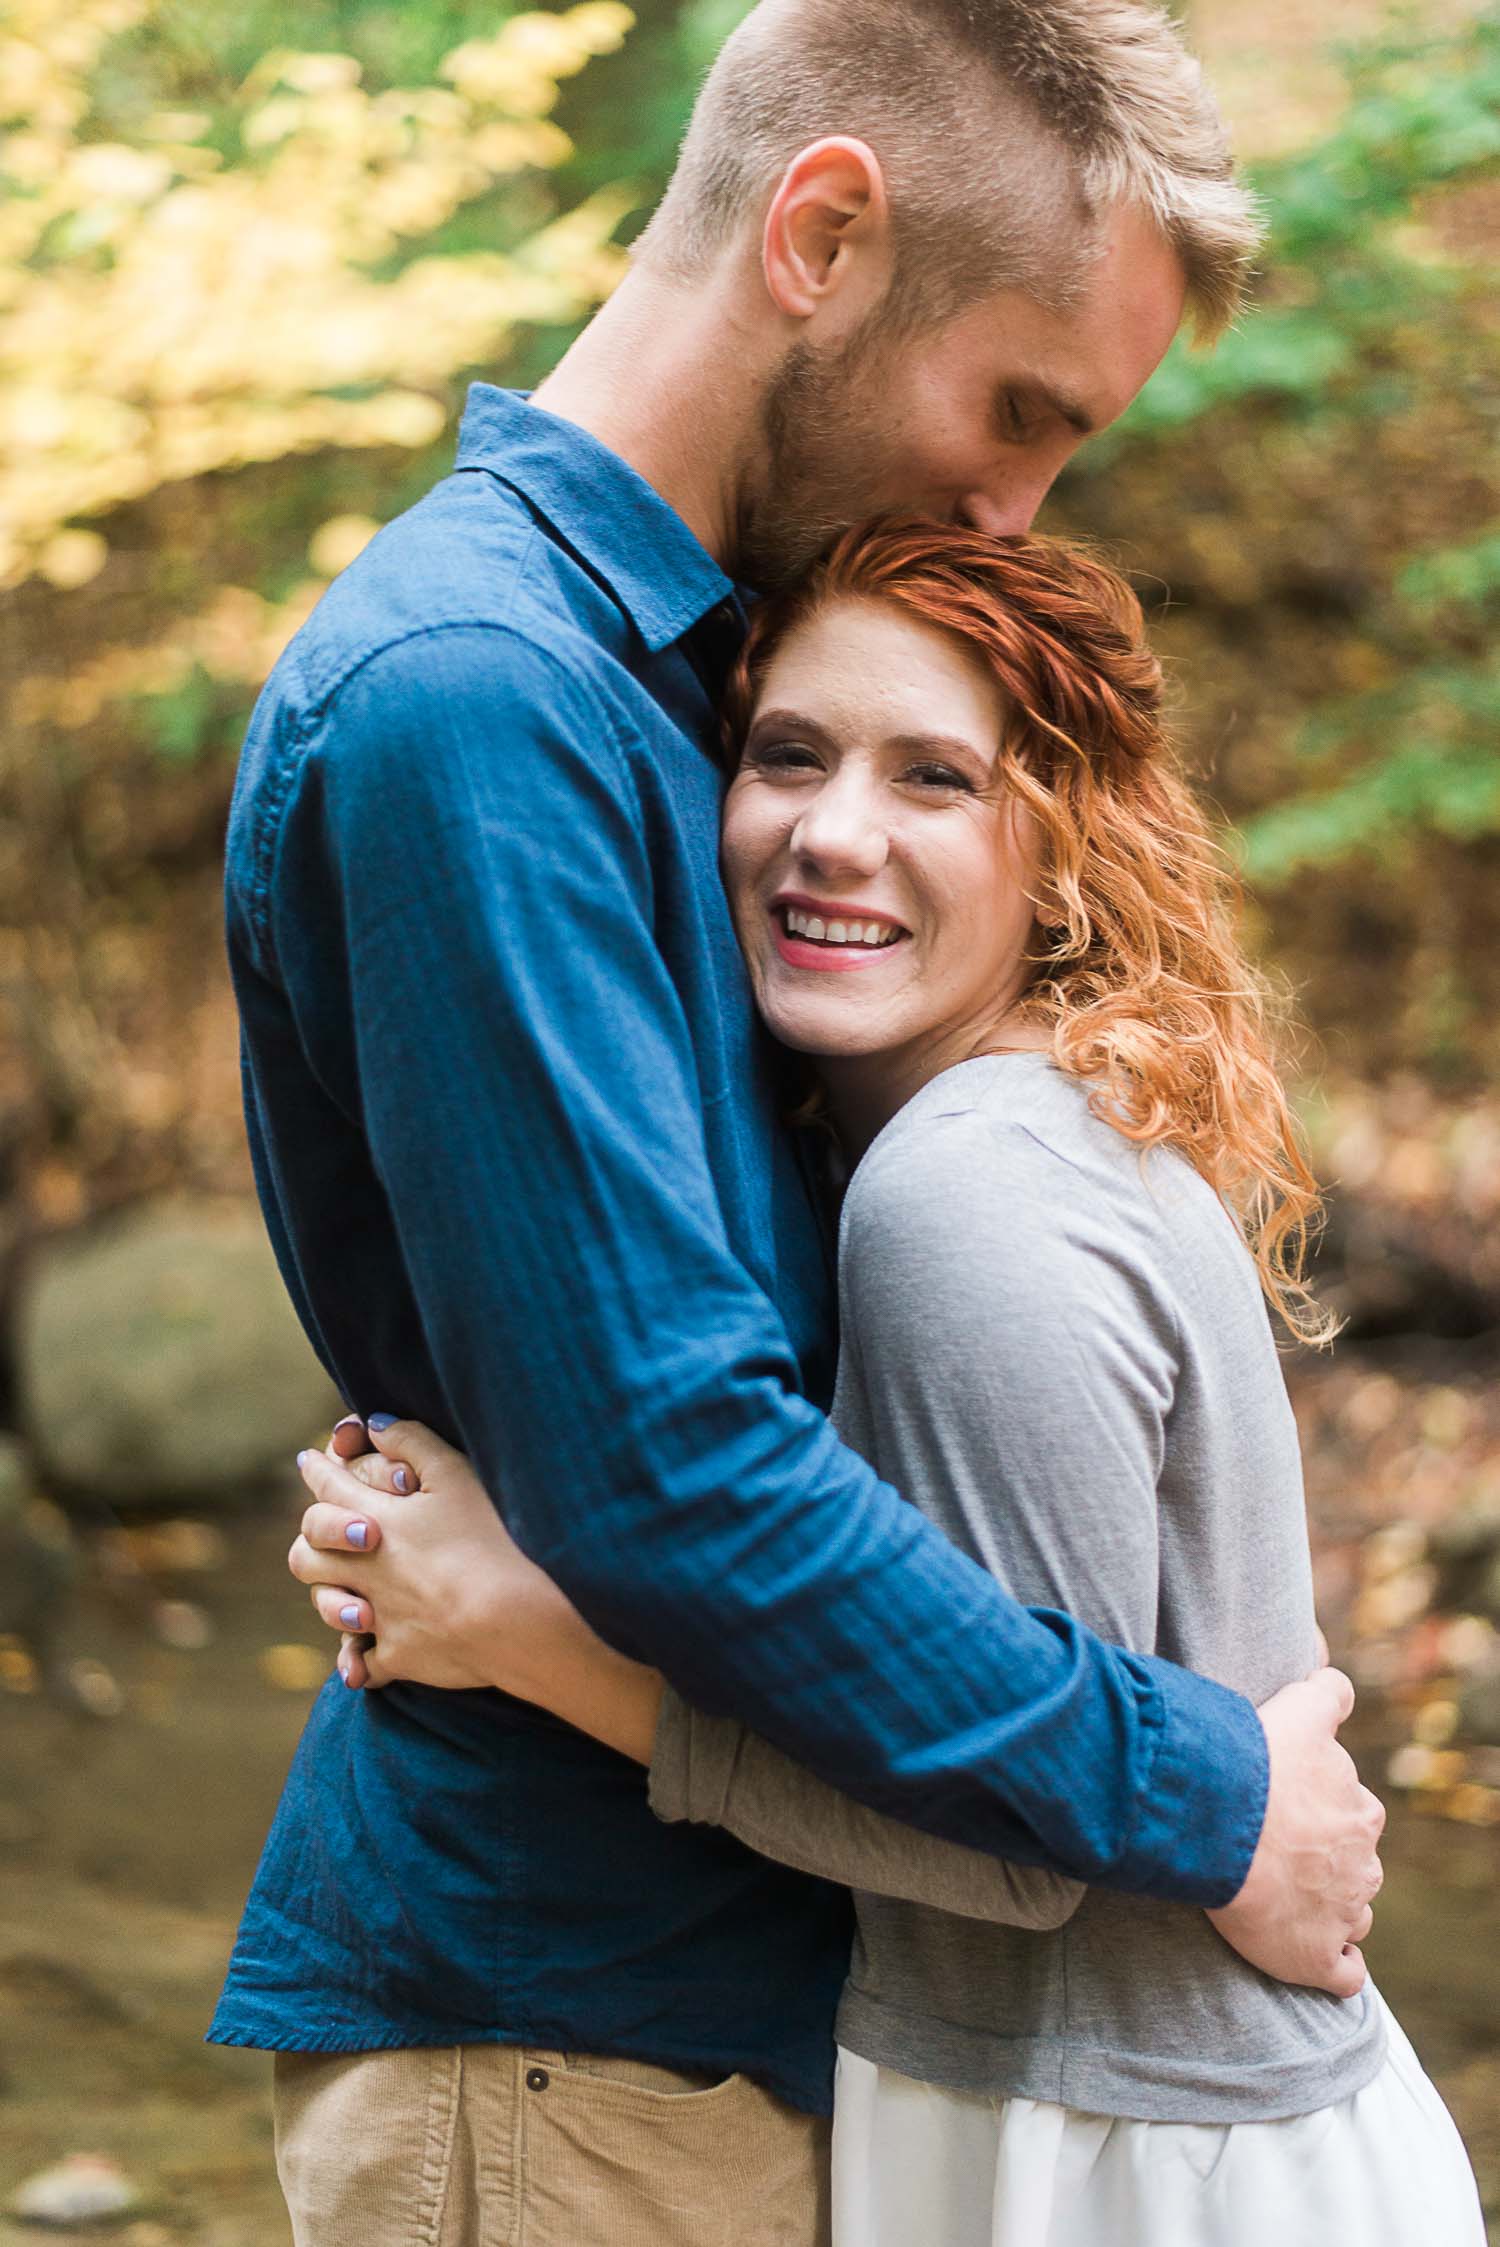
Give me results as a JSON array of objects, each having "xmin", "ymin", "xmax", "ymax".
[{"xmin": 454, "ymin": 383, "xmax": 738, "ymax": 655}]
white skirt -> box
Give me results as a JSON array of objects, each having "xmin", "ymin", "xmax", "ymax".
[{"xmin": 831, "ymin": 1996, "xmax": 1486, "ymax": 2247}]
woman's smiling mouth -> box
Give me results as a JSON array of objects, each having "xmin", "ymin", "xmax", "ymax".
[{"xmin": 770, "ymin": 894, "xmax": 910, "ymax": 972}]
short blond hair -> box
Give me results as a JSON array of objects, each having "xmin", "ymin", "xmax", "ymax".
[{"xmin": 637, "ymin": 0, "xmax": 1261, "ymax": 340}]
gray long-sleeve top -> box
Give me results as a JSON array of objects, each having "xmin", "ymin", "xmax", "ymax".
[{"xmin": 650, "ymin": 1054, "xmax": 1386, "ymax": 2123}]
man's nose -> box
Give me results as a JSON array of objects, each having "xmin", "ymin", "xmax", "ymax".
[{"xmin": 961, "ymin": 487, "xmax": 1044, "ymax": 538}]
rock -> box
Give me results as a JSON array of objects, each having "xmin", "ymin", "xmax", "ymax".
[
  {"xmin": 0, "ymin": 1433, "xmax": 78, "ymax": 1681},
  {"xmin": 0, "ymin": 1430, "xmax": 30, "ymax": 1523},
  {"xmin": 1428, "ymin": 1502, "xmax": 1500, "ymax": 1614},
  {"xmin": 1314, "ymin": 1198, "xmax": 1498, "ymax": 1342},
  {"xmin": 0, "ymin": 1955, "xmax": 133, "ymax": 2025},
  {"xmin": 150, "ymin": 1597, "xmax": 213, "ymax": 1650},
  {"xmin": 1477, "ymin": 1552, "xmax": 1500, "ymax": 1630},
  {"xmin": 15, "ymin": 1197, "xmax": 342, "ymax": 1509},
  {"xmin": 1460, "ymin": 1674, "xmax": 1500, "ymax": 1749},
  {"xmin": 8, "ymin": 2152, "xmax": 139, "ymax": 2225},
  {"xmin": 62, "ymin": 1656, "xmax": 126, "ymax": 1718}
]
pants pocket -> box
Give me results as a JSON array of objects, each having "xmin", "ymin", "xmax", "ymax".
[
  {"xmin": 274, "ymin": 2047, "xmax": 461, "ymax": 2247},
  {"xmin": 558, "ymin": 2049, "xmax": 736, "ymax": 2094},
  {"xmin": 521, "ymin": 2049, "xmax": 830, "ymax": 2247}
]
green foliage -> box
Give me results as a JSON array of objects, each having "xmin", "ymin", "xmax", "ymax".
[
  {"xmin": 1398, "ymin": 527, "xmax": 1500, "ymax": 617},
  {"xmin": 1117, "ymin": 15, "xmax": 1499, "ymax": 437},
  {"xmin": 131, "ymin": 665, "xmax": 239, "ymax": 764},
  {"xmin": 1100, "ymin": 12, "xmax": 1500, "ymax": 888},
  {"xmin": 1239, "ymin": 659, "xmax": 1500, "ymax": 879}
]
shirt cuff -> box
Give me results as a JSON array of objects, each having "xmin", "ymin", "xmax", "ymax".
[
  {"xmin": 647, "ymin": 1686, "xmax": 743, "ymax": 1828},
  {"xmin": 1114, "ymin": 1657, "xmax": 1270, "ymax": 1906}
]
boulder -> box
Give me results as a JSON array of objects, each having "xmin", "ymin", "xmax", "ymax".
[
  {"xmin": 1460, "ymin": 1674, "xmax": 1500, "ymax": 1749},
  {"xmin": 1429, "ymin": 1502, "xmax": 1500, "ymax": 1616},
  {"xmin": 0, "ymin": 1431, "xmax": 76, "ymax": 1646},
  {"xmin": 15, "ymin": 1197, "xmax": 342, "ymax": 1508}
]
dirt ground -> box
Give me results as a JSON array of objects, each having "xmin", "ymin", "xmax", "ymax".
[
  {"xmin": 3, "ymin": 5, "xmax": 1497, "ymax": 2234},
  {"xmin": 2, "ymin": 1492, "xmax": 1499, "ymax": 2244},
  {"xmin": 0, "ymin": 1503, "xmax": 318, "ymax": 2246}
]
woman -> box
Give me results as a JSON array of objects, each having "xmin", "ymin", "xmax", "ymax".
[{"xmin": 289, "ymin": 522, "xmax": 1483, "ymax": 2245}]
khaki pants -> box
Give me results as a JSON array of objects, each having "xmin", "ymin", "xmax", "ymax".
[{"xmin": 274, "ymin": 2043, "xmax": 832, "ymax": 2247}]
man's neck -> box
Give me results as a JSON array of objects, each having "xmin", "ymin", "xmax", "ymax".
[{"xmin": 530, "ymin": 260, "xmax": 766, "ymax": 573}]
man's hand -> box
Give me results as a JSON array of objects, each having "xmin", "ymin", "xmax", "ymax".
[{"xmin": 1207, "ymin": 1667, "xmax": 1384, "ymax": 1997}]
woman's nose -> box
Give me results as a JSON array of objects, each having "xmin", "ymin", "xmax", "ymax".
[{"xmin": 790, "ymin": 778, "xmax": 889, "ymax": 880}]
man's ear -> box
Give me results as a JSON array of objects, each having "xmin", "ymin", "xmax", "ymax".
[{"xmin": 761, "ymin": 137, "xmax": 891, "ymax": 325}]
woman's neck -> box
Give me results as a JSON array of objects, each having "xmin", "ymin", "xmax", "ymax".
[{"xmin": 818, "ymin": 1013, "xmax": 1051, "ymax": 1165}]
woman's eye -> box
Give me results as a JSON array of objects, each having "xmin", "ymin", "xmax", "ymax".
[
  {"xmin": 750, "ymin": 742, "xmax": 821, "ymax": 773},
  {"xmin": 907, "ymin": 763, "xmax": 973, "ymax": 793}
]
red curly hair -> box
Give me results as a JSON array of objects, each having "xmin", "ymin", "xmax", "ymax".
[{"xmin": 723, "ymin": 517, "xmax": 1333, "ymax": 1345}]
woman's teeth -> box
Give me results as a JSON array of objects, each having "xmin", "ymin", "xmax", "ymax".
[{"xmin": 783, "ymin": 908, "xmax": 901, "ymax": 948}]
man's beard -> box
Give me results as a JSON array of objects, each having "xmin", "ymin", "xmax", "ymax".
[{"xmin": 737, "ymin": 323, "xmax": 901, "ymax": 594}]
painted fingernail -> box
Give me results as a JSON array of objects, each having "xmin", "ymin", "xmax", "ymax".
[
  {"xmin": 392, "ymin": 1466, "xmax": 412, "ymax": 1494},
  {"xmin": 366, "ymin": 1413, "xmax": 397, "ymax": 1432},
  {"xmin": 296, "ymin": 1449, "xmax": 311, "ymax": 1467},
  {"xmin": 340, "ymin": 1604, "xmax": 362, "ymax": 1628},
  {"xmin": 334, "ymin": 1414, "xmax": 364, "ymax": 1433},
  {"xmin": 346, "ymin": 1522, "xmax": 369, "ymax": 1549},
  {"xmin": 339, "ymin": 1663, "xmax": 355, "ymax": 1688}
]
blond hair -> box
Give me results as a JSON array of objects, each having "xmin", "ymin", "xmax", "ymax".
[{"xmin": 638, "ymin": 0, "xmax": 1261, "ymax": 340}]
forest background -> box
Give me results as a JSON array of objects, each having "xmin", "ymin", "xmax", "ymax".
[{"xmin": 1, "ymin": 0, "xmax": 1499, "ymax": 2239}]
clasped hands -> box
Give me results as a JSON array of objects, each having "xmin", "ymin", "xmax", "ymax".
[{"xmin": 287, "ymin": 1414, "xmax": 558, "ymax": 1695}]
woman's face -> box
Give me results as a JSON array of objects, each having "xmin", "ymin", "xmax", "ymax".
[{"xmin": 721, "ymin": 596, "xmax": 1042, "ymax": 1087}]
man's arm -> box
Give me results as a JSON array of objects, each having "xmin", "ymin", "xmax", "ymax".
[
  {"xmin": 253, "ymin": 622, "xmax": 1367, "ymax": 1944},
  {"xmin": 641, "ymin": 1106, "xmax": 1184, "ymax": 1930}
]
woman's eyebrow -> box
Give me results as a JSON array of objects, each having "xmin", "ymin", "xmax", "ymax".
[
  {"xmin": 746, "ymin": 705, "xmax": 834, "ymax": 742},
  {"xmin": 886, "ymin": 730, "xmax": 993, "ymax": 766}
]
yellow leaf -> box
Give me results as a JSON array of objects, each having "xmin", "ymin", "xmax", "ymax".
[
  {"xmin": 308, "ymin": 513, "xmax": 381, "ymax": 577},
  {"xmin": 38, "ymin": 526, "xmax": 108, "ymax": 588}
]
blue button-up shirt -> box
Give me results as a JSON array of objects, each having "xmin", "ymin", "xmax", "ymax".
[{"xmin": 211, "ymin": 385, "xmax": 1268, "ymax": 2112}]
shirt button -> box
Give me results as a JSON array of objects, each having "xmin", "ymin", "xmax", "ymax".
[{"xmin": 525, "ymin": 2067, "xmax": 550, "ymax": 2092}]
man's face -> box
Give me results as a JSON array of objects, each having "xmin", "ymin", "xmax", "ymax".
[{"xmin": 739, "ymin": 201, "xmax": 1188, "ymax": 591}]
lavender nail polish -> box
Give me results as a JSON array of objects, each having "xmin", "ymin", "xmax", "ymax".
[
  {"xmin": 392, "ymin": 1467, "xmax": 411, "ymax": 1495},
  {"xmin": 340, "ymin": 1604, "xmax": 362, "ymax": 1628},
  {"xmin": 367, "ymin": 1413, "xmax": 397, "ymax": 1432},
  {"xmin": 346, "ymin": 1522, "xmax": 369, "ymax": 1549}
]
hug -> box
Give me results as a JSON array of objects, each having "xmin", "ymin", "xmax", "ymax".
[{"xmin": 214, "ymin": 0, "xmax": 1482, "ymax": 2239}]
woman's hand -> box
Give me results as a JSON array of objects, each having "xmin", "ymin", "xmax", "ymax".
[
  {"xmin": 289, "ymin": 1419, "xmax": 560, "ymax": 1693},
  {"xmin": 288, "ymin": 1418, "xmax": 665, "ymax": 1761}
]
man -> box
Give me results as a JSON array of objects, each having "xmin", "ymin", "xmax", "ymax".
[{"xmin": 214, "ymin": 2, "xmax": 1384, "ymax": 2241}]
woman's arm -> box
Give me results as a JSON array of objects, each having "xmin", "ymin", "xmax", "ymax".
[
  {"xmin": 291, "ymin": 1427, "xmax": 1078, "ymax": 1924},
  {"xmin": 649, "ymin": 1686, "xmax": 1082, "ymax": 1927}
]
